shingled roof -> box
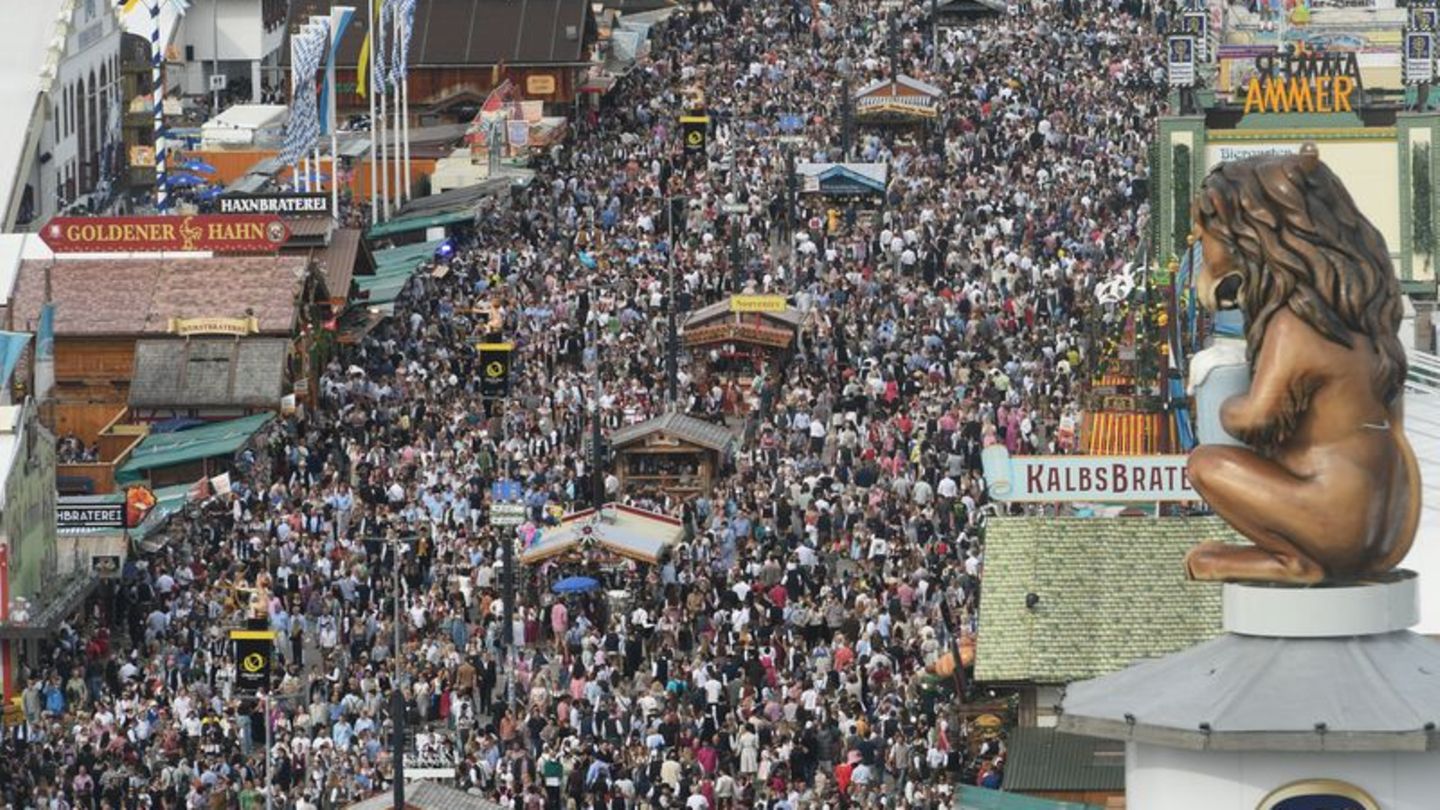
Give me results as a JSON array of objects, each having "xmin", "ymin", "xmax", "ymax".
[
  {"xmin": 346, "ymin": 781, "xmax": 505, "ymax": 810},
  {"xmin": 608, "ymin": 411, "xmax": 736, "ymax": 453},
  {"xmin": 974, "ymin": 516, "xmax": 1238, "ymax": 685},
  {"xmin": 9, "ymin": 257, "xmax": 307, "ymax": 337},
  {"xmin": 129, "ymin": 338, "xmax": 290, "ymax": 409}
]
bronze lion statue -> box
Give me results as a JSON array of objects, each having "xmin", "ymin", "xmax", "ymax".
[{"xmin": 1185, "ymin": 144, "xmax": 1421, "ymax": 583}]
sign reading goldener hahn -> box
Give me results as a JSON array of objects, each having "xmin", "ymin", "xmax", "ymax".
[
  {"xmin": 39, "ymin": 215, "xmax": 291, "ymax": 253},
  {"xmin": 218, "ymin": 193, "xmax": 331, "ymax": 216}
]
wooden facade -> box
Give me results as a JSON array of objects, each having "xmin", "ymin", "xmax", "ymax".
[{"xmin": 609, "ymin": 412, "xmax": 734, "ymax": 499}]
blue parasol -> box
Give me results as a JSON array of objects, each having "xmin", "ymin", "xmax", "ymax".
[
  {"xmin": 551, "ymin": 576, "xmax": 600, "ymax": 594},
  {"xmin": 165, "ymin": 172, "xmax": 205, "ymax": 188},
  {"xmin": 182, "ymin": 158, "xmax": 217, "ymax": 174}
]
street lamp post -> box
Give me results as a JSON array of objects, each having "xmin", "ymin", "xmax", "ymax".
[{"xmin": 362, "ymin": 533, "xmax": 417, "ymax": 810}]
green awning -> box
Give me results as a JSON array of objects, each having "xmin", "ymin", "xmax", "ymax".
[
  {"xmin": 355, "ymin": 239, "xmax": 445, "ymax": 306},
  {"xmin": 365, "ymin": 210, "xmax": 473, "ymax": 240},
  {"xmin": 958, "ymin": 787, "xmax": 1102, "ymax": 810},
  {"xmin": 116, "ymin": 413, "xmax": 274, "ymax": 483}
]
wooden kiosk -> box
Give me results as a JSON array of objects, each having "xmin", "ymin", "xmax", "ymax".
[
  {"xmin": 608, "ymin": 411, "xmax": 735, "ymax": 498},
  {"xmin": 681, "ymin": 295, "xmax": 806, "ymax": 386}
]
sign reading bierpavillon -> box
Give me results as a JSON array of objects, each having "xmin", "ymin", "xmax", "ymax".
[{"xmin": 40, "ymin": 215, "xmax": 291, "ymax": 253}]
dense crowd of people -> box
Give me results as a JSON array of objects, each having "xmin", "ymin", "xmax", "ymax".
[{"xmin": 0, "ymin": 0, "xmax": 1170, "ymax": 807}]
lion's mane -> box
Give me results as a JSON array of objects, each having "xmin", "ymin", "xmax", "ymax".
[{"xmin": 1195, "ymin": 150, "xmax": 1407, "ymax": 406}]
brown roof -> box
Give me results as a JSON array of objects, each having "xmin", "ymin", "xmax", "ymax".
[
  {"xmin": 10, "ymin": 257, "xmax": 308, "ymax": 337},
  {"xmin": 286, "ymin": 0, "xmax": 594, "ymax": 68},
  {"xmin": 315, "ymin": 228, "xmax": 365, "ymax": 299}
]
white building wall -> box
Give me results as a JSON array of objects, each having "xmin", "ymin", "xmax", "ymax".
[
  {"xmin": 27, "ymin": 0, "xmax": 121, "ymax": 222},
  {"xmin": 1127, "ymin": 741, "xmax": 1440, "ymax": 810}
]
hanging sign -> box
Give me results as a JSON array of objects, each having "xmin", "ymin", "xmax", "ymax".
[
  {"xmin": 981, "ymin": 446, "xmax": 1199, "ymax": 502},
  {"xmin": 230, "ymin": 629, "xmax": 276, "ymax": 694},
  {"xmin": 526, "ymin": 74, "xmax": 556, "ymax": 95},
  {"xmin": 1406, "ymin": 31, "xmax": 1436, "ymax": 85},
  {"xmin": 1179, "ymin": 11, "xmax": 1208, "ymax": 61},
  {"xmin": 478, "ymin": 341, "xmax": 513, "ymax": 400},
  {"xmin": 681, "ymin": 115, "xmax": 709, "ymax": 155},
  {"xmin": 1413, "ymin": 1, "xmax": 1439, "ymax": 31},
  {"xmin": 1168, "ymin": 36, "xmax": 1197, "ymax": 88},
  {"xmin": 39, "ymin": 215, "xmax": 291, "ymax": 253}
]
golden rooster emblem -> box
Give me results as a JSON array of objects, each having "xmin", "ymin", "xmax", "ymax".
[{"xmin": 178, "ymin": 216, "xmax": 203, "ymax": 251}]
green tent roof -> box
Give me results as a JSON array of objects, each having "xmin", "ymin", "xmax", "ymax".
[
  {"xmin": 974, "ymin": 516, "xmax": 1237, "ymax": 684},
  {"xmin": 116, "ymin": 413, "xmax": 273, "ymax": 483},
  {"xmin": 355, "ymin": 239, "xmax": 445, "ymax": 305},
  {"xmin": 958, "ymin": 786, "xmax": 1102, "ymax": 810},
  {"xmin": 365, "ymin": 210, "xmax": 472, "ymax": 240}
]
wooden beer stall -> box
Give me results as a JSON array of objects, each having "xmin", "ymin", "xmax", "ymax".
[
  {"xmin": 608, "ymin": 412, "xmax": 735, "ymax": 499},
  {"xmin": 681, "ymin": 294, "xmax": 806, "ymax": 389}
]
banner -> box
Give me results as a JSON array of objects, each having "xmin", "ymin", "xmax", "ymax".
[
  {"xmin": 34, "ymin": 304, "xmax": 54, "ymax": 403},
  {"xmin": 230, "ymin": 629, "xmax": 275, "ymax": 694},
  {"xmin": 1412, "ymin": 3, "xmax": 1438, "ymax": 31},
  {"xmin": 1406, "ymin": 32, "xmax": 1435, "ymax": 85},
  {"xmin": 981, "ymin": 445, "xmax": 1199, "ymax": 502},
  {"xmin": 40, "ymin": 215, "xmax": 290, "ymax": 253},
  {"xmin": 681, "ymin": 114, "xmax": 709, "ymax": 156},
  {"xmin": 478, "ymin": 341, "xmax": 513, "ymax": 400},
  {"xmin": 1181, "ymin": 11, "xmax": 1208, "ymax": 61},
  {"xmin": 1168, "ymin": 36, "xmax": 1197, "ymax": 88}
]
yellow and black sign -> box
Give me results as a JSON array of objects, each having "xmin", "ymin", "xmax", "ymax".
[
  {"xmin": 478, "ymin": 341, "xmax": 513, "ymax": 400},
  {"xmin": 230, "ymin": 629, "xmax": 275, "ymax": 694},
  {"xmin": 681, "ymin": 115, "xmax": 709, "ymax": 156},
  {"xmin": 1257, "ymin": 779, "xmax": 1378, "ymax": 810}
]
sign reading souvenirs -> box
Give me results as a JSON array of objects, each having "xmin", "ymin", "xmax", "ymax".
[
  {"xmin": 39, "ymin": 215, "xmax": 291, "ymax": 254},
  {"xmin": 478, "ymin": 342, "xmax": 513, "ymax": 400},
  {"xmin": 230, "ymin": 629, "xmax": 275, "ymax": 694},
  {"xmin": 56, "ymin": 503, "xmax": 126, "ymax": 530},
  {"xmin": 1407, "ymin": 31, "xmax": 1436, "ymax": 85},
  {"xmin": 981, "ymin": 446, "xmax": 1199, "ymax": 502},
  {"xmin": 167, "ymin": 316, "xmax": 261, "ymax": 337},
  {"xmin": 218, "ymin": 193, "xmax": 331, "ymax": 216},
  {"xmin": 1242, "ymin": 42, "xmax": 1361, "ymax": 114},
  {"xmin": 681, "ymin": 115, "xmax": 709, "ymax": 156},
  {"xmin": 730, "ymin": 295, "xmax": 787, "ymax": 313}
]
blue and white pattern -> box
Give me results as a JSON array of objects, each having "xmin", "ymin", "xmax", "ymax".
[
  {"xmin": 390, "ymin": 0, "xmax": 417, "ymax": 82},
  {"xmin": 281, "ymin": 21, "xmax": 330, "ymax": 167},
  {"xmin": 372, "ymin": 0, "xmax": 393, "ymax": 92}
]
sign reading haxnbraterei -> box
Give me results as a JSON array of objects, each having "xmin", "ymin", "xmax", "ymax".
[
  {"xmin": 218, "ymin": 193, "xmax": 332, "ymax": 216},
  {"xmin": 57, "ymin": 503, "xmax": 126, "ymax": 530}
]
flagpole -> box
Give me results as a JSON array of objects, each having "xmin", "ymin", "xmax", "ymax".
[
  {"xmin": 401, "ymin": 64, "xmax": 411, "ymax": 203},
  {"xmin": 366, "ymin": 0, "xmax": 378, "ymax": 225},
  {"xmin": 391, "ymin": 0, "xmax": 403, "ymax": 204},
  {"xmin": 150, "ymin": 0, "xmax": 167, "ymax": 212},
  {"xmin": 379, "ymin": 71, "xmax": 390, "ymax": 220}
]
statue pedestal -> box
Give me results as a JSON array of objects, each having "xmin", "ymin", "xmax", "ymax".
[{"xmin": 1059, "ymin": 572, "xmax": 1440, "ymax": 809}]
